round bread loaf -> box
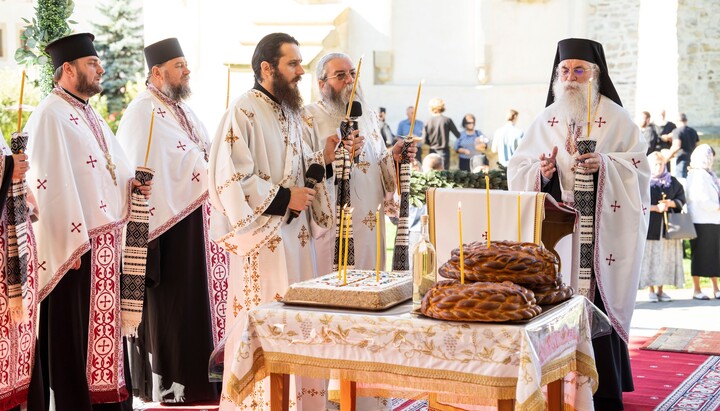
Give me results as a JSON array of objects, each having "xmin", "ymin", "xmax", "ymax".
[
  {"xmin": 420, "ymin": 280, "xmax": 542, "ymax": 322},
  {"xmin": 439, "ymin": 240, "xmax": 559, "ymax": 287}
]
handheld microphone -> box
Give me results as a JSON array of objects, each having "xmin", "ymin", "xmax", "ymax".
[
  {"xmin": 287, "ymin": 163, "xmax": 326, "ymax": 224},
  {"xmin": 340, "ymin": 101, "xmax": 363, "ymax": 162}
]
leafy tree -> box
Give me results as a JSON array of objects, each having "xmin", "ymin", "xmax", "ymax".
[
  {"xmin": 15, "ymin": 0, "xmax": 76, "ymax": 95},
  {"xmin": 92, "ymin": 0, "xmax": 144, "ymax": 114}
]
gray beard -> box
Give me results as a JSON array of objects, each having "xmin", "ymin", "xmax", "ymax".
[
  {"xmin": 552, "ymin": 77, "xmax": 600, "ymax": 126},
  {"xmin": 161, "ymin": 82, "xmax": 191, "ymax": 102},
  {"xmin": 321, "ymin": 82, "xmax": 364, "ymax": 120}
]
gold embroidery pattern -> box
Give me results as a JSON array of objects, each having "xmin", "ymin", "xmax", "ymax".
[
  {"xmin": 227, "ymin": 185, "xmax": 279, "ymax": 233},
  {"xmin": 315, "ymin": 212, "xmax": 331, "ymax": 228},
  {"xmin": 298, "ymin": 225, "xmax": 309, "ymax": 247},
  {"xmin": 362, "ymin": 211, "xmax": 377, "ymax": 230},
  {"xmin": 267, "ymin": 236, "xmax": 282, "ymax": 252},
  {"xmin": 225, "ymin": 127, "xmax": 239, "ymax": 146},
  {"xmin": 357, "ymin": 160, "xmax": 371, "ymax": 174},
  {"xmin": 274, "ymin": 293, "xmax": 283, "ymax": 302},
  {"xmin": 244, "ymin": 195, "xmax": 251, "ymax": 202},
  {"xmin": 239, "ymin": 108, "xmax": 255, "ymax": 124},
  {"xmin": 257, "ymin": 171, "xmax": 271, "ymax": 182},
  {"xmin": 232, "ymin": 296, "xmax": 243, "ymax": 318},
  {"xmin": 302, "ymin": 114, "xmax": 314, "ymax": 128},
  {"xmin": 225, "ymin": 242, "xmax": 238, "ymax": 255},
  {"xmin": 217, "ymin": 172, "xmax": 247, "ymax": 195}
]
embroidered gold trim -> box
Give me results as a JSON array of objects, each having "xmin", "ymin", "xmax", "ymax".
[{"xmin": 216, "ymin": 172, "xmax": 247, "ymax": 196}]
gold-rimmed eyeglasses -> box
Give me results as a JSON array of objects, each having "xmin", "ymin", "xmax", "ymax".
[
  {"xmin": 559, "ymin": 67, "xmax": 594, "ymax": 77},
  {"xmin": 323, "ymin": 70, "xmax": 357, "ymax": 82}
]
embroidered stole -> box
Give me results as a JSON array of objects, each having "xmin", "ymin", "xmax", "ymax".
[
  {"xmin": 392, "ymin": 138, "xmax": 412, "ymax": 271},
  {"xmin": 0, "ymin": 215, "xmax": 38, "ymax": 409},
  {"xmin": 120, "ymin": 167, "xmax": 154, "ymax": 337},
  {"xmin": 573, "ymin": 131, "xmax": 597, "ymax": 299},
  {"xmin": 5, "ymin": 132, "xmax": 29, "ymax": 323},
  {"xmin": 202, "ymin": 202, "xmax": 229, "ymax": 345},
  {"xmin": 333, "ymin": 121, "xmax": 355, "ymax": 271}
]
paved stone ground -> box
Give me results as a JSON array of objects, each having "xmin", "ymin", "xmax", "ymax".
[{"xmin": 631, "ymin": 288, "xmax": 720, "ymax": 338}]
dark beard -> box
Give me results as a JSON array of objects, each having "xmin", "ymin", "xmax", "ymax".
[
  {"xmin": 272, "ymin": 69, "xmax": 303, "ymax": 113},
  {"xmin": 76, "ymin": 69, "xmax": 102, "ymax": 97},
  {"xmin": 161, "ymin": 81, "xmax": 192, "ymax": 102}
]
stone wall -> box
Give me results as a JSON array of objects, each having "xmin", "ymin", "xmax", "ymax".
[
  {"xmin": 587, "ymin": 0, "xmax": 641, "ymax": 114},
  {"xmin": 677, "ymin": 0, "xmax": 720, "ymax": 130}
]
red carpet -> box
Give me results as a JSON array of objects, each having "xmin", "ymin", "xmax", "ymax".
[
  {"xmin": 641, "ymin": 327, "xmax": 720, "ymax": 356},
  {"xmin": 623, "ymin": 336, "xmax": 710, "ymax": 411}
]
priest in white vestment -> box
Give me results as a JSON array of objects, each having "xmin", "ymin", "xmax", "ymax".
[
  {"xmin": 508, "ymin": 38, "xmax": 650, "ymax": 410},
  {"xmin": 303, "ymin": 52, "xmax": 415, "ymax": 277},
  {"xmin": 116, "ymin": 37, "xmax": 226, "ymax": 404},
  {"xmin": 208, "ymin": 33, "xmax": 350, "ymax": 411},
  {"xmin": 25, "ymin": 33, "xmax": 151, "ymax": 410}
]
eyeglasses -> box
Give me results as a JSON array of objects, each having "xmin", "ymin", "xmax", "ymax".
[
  {"xmin": 559, "ymin": 67, "xmax": 594, "ymax": 77},
  {"xmin": 324, "ymin": 70, "xmax": 357, "ymax": 82}
]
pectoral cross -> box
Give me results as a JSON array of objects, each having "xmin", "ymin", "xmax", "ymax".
[{"xmin": 105, "ymin": 152, "xmax": 117, "ymax": 185}]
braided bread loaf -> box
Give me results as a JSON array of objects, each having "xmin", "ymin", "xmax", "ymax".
[
  {"xmin": 439, "ymin": 240, "xmax": 559, "ymax": 287},
  {"xmin": 532, "ymin": 283, "xmax": 574, "ymax": 305},
  {"xmin": 421, "ymin": 280, "xmax": 542, "ymax": 322}
]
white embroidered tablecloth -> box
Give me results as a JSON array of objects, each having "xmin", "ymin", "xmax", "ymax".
[{"xmin": 225, "ymin": 296, "xmax": 600, "ymax": 411}]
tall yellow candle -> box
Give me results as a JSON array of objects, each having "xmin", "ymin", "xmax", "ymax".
[
  {"xmin": 458, "ymin": 201, "xmax": 465, "ymax": 285},
  {"xmin": 587, "ymin": 77, "xmax": 592, "ymax": 139},
  {"xmin": 17, "ymin": 70, "xmax": 26, "ymax": 133},
  {"xmin": 517, "ymin": 194, "xmax": 521, "ymax": 242},
  {"xmin": 144, "ymin": 109, "xmax": 155, "ymax": 167},
  {"xmin": 408, "ymin": 80, "xmax": 424, "ymax": 137},
  {"xmin": 375, "ymin": 205, "xmax": 381, "ymax": 282},
  {"xmin": 338, "ymin": 206, "xmax": 346, "ymax": 281},
  {"xmin": 485, "ymin": 175, "xmax": 491, "ymax": 247}
]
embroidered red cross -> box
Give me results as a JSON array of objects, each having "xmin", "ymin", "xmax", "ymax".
[
  {"xmin": 100, "ymin": 201, "xmax": 107, "ymax": 212},
  {"xmin": 218, "ymin": 303, "xmax": 226, "ymax": 317},
  {"xmin": 37, "ymin": 179, "xmax": 47, "ymax": 190},
  {"xmin": 595, "ymin": 117, "xmax": 607, "ymax": 127},
  {"xmin": 632, "ymin": 158, "xmax": 640, "ymax": 168},
  {"xmin": 20, "ymin": 335, "xmax": 31, "ymax": 351},
  {"xmin": 156, "ymin": 108, "xmax": 167, "ymax": 118},
  {"xmin": 192, "ymin": 172, "xmax": 200, "ymax": 182},
  {"xmin": 611, "ymin": 201, "xmax": 621, "ymax": 212},
  {"xmin": 97, "ymin": 338, "xmax": 112, "ymax": 353},
  {"xmin": 149, "ymin": 207, "xmax": 155, "ymax": 216},
  {"xmin": 642, "ymin": 205, "xmax": 647, "ymax": 215},
  {"xmin": 71, "ymin": 222, "xmax": 82, "ymax": 233},
  {"xmin": 86, "ymin": 155, "xmax": 97, "ymax": 168},
  {"xmin": 606, "ymin": 254, "xmax": 616, "ymax": 265},
  {"xmin": 0, "ymin": 344, "xmax": 7, "ymax": 357},
  {"xmin": 69, "ymin": 114, "xmax": 79, "ymax": 125},
  {"xmin": 38, "ymin": 260, "xmax": 47, "ymax": 271},
  {"xmin": 548, "ymin": 117, "xmax": 559, "ymax": 127},
  {"xmin": 99, "ymin": 249, "xmax": 112, "ymax": 264},
  {"xmin": 99, "ymin": 294, "xmax": 113, "ymax": 309},
  {"xmin": 177, "ymin": 141, "xmax": 187, "ymax": 151}
]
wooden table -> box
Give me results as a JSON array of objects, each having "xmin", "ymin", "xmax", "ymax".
[{"xmin": 225, "ymin": 296, "xmax": 600, "ymax": 411}]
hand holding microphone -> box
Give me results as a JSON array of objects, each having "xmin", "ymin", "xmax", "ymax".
[{"xmin": 287, "ymin": 163, "xmax": 326, "ymax": 224}]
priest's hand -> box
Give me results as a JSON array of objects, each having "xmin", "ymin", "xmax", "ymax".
[
  {"xmin": 539, "ymin": 146, "xmax": 558, "ymax": 179},
  {"xmin": 289, "ymin": 186, "xmax": 316, "ymax": 212},
  {"xmin": 132, "ymin": 178, "xmax": 153, "ymax": 199},
  {"xmin": 576, "ymin": 152, "xmax": 601, "ymax": 174},
  {"xmin": 391, "ymin": 138, "xmax": 417, "ymax": 162},
  {"xmin": 12, "ymin": 153, "xmax": 29, "ymax": 180},
  {"xmin": 71, "ymin": 258, "xmax": 82, "ymax": 270}
]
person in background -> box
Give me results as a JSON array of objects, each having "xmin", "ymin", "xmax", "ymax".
[
  {"xmin": 454, "ymin": 113, "xmax": 484, "ymax": 171},
  {"xmin": 685, "ymin": 144, "xmax": 720, "ymax": 300},
  {"xmin": 378, "ymin": 107, "xmax": 395, "ymax": 147},
  {"xmin": 422, "ymin": 97, "xmax": 460, "ymax": 170},
  {"xmin": 638, "ymin": 151, "xmax": 685, "ymax": 302},
  {"xmin": 397, "ymin": 106, "xmax": 424, "ymax": 162},
  {"xmin": 668, "ymin": 112, "xmax": 699, "ymax": 180},
  {"xmin": 491, "ymin": 109, "xmax": 524, "ymax": 168},
  {"xmin": 638, "ymin": 111, "xmax": 661, "ymax": 156}
]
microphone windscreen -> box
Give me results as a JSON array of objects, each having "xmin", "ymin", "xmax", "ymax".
[
  {"xmin": 305, "ymin": 163, "xmax": 325, "ymax": 184},
  {"xmin": 346, "ymin": 101, "xmax": 362, "ymax": 118}
]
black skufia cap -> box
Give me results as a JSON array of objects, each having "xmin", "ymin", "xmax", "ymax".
[
  {"xmin": 144, "ymin": 38, "xmax": 184, "ymax": 70},
  {"xmin": 45, "ymin": 33, "xmax": 98, "ymax": 70},
  {"xmin": 545, "ymin": 38, "xmax": 622, "ymax": 107}
]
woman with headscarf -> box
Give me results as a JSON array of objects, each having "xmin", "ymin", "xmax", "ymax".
[
  {"xmin": 686, "ymin": 143, "xmax": 720, "ymax": 300},
  {"xmin": 638, "ymin": 151, "xmax": 686, "ymax": 302}
]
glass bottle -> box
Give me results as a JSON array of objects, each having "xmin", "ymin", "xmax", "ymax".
[{"xmin": 412, "ymin": 215, "xmax": 437, "ymax": 310}]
